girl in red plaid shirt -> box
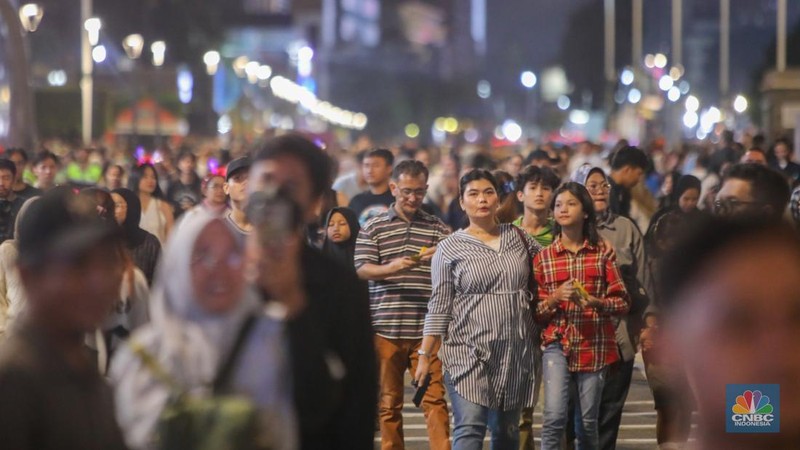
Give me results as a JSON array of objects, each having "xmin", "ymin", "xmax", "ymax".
[{"xmin": 534, "ymin": 182, "xmax": 630, "ymax": 450}]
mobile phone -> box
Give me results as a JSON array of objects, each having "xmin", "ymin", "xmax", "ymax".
[
  {"xmin": 246, "ymin": 187, "xmax": 302, "ymax": 250},
  {"xmin": 410, "ymin": 246, "xmax": 428, "ymax": 262},
  {"xmin": 411, "ymin": 373, "xmax": 432, "ymax": 407}
]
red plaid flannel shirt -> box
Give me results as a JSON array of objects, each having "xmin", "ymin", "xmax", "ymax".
[{"xmin": 534, "ymin": 238, "xmax": 630, "ymax": 372}]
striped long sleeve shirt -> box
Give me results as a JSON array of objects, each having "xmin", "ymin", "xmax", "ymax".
[
  {"xmin": 424, "ymin": 224, "xmax": 542, "ymax": 411},
  {"xmin": 354, "ymin": 206, "xmax": 450, "ymax": 340}
]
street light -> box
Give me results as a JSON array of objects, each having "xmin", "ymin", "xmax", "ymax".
[
  {"xmin": 91, "ymin": 44, "xmax": 106, "ymax": 63},
  {"xmin": 520, "ymin": 71, "xmax": 537, "ymax": 89},
  {"xmin": 203, "ymin": 51, "xmax": 220, "ymax": 75},
  {"xmin": 244, "ymin": 61, "xmax": 259, "ymax": 84},
  {"xmin": 19, "ymin": 3, "xmax": 43, "ymax": 33},
  {"xmin": 733, "ymin": 95, "xmax": 748, "ymax": 113},
  {"xmin": 151, "ymin": 41, "xmax": 166, "ymax": 67},
  {"xmin": 232, "ymin": 56, "xmax": 249, "ymax": 78},
  {"xmin": 84, "ymin": 17, "xmax": 101, "ymax": 46},
  {"xmin": 122, "ymin": 34, "xmax": 144, "ymax": 59}
]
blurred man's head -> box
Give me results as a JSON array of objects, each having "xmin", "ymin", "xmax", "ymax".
[
  {"xmin": 362, "ymin": 149, "xmax": 393, "ymax": 189},
  {"xmin": 224, "ymin": 156, "xmax": 251, "ymax": 207},
  {"xmin": 774, "ymin": 139, "xmax": 793, "ymax": 163},
  {"xmin": 250, "ymin": 133, "xmax": 333, "ymax": 223},
  {"xmin": 7, "ymin": 148, "xmax": 28, "ymax": 184},
  {"xmin": 714, "ymin": 163, "xmax": 789, "ymax": 220},
  {"xmin": 740, "ymin": 148, "xmax": 767, "ymax": 165},
  {"xmin": 0, "ymin": 159, "xmax": 16, "ymax": 200},
  {"xmin": 33, "ymin": 151, "xmax": 59, "ymax": 190},
  {"xmin": 609, "ymin": 146, "xmax": 648, "ymax": 188},
  {"xmin": 660, "ymin": 218, "xmax": 800, "ymax": 448}
]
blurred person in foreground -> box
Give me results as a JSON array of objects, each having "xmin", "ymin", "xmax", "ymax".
[
  {"xmin": 248, "ymin": 133, "xmax": 377, "ymax": 449},
  {"xmin": 713, "ymin": 163, "xmax": 790, "ymax": 220},
  {"xmin": 0, "ymin": 188, "xmax": 128, "ymax": 449},
  {"xmin": 658, "ymin": 217, "xmax": 800, "ymax": 449}
]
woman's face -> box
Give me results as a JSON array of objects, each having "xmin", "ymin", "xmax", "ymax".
[
  {"xmin": 191, "ymin": 221, "xmax": 244, "ymax": 314},
  {"xmin": 678, "ymin": 187, "xmax": 700, "ymax": 213},
  {"xmin": 585, "ymin": 172, "xmax": 610, "ymax": 213},
  {"xmin": 661, "ymin": 174, "xmax": 674, "ymax": 195},
  {"xmin": 327, "ymin": 212, "xmax": 351, "ymax": 243},
  {"xmin": 460, "ymin": 179, "xmax": 499, "ymax": 220},
  {"xmin": 111, "ymin": 193, "xmax": 127, "ymax": 226},
  {"xmin": 138, "ymin": 167, "xmax": 158, "ymax": 194},
  {"xmin": 554, "ymin": 190, "xmax": 586, "ymax": 228}
]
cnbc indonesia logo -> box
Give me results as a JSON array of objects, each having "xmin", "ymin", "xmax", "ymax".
[{"xmin": 727, "ymin": 385, "xmax": 780, "ymax": 433}]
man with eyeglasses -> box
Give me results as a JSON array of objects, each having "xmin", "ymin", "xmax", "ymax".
[
  {"xmin": 714, "ymin": 163, "xmax": 789, "ymax": 221},
  {"xmin": 355, "ymin": 159, "xmax": 452, "ymax": 450}
]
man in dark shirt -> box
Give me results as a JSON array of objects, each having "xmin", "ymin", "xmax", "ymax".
[
  {"xmin": 608, "ymin": 146, "xmax": 648, "ymax": 218},
  {"xmin": 349, "ymin": 148, "xmax": 395, "ymax": 226},
  {"xmin": 0, "ymin": 158, "xmax": 25, "ymax": 243},
  {"xmin": 0, "ymin": 188, "xmax": 128, "ymax": 450},
  {"xmin": 7, "ymin": 148, "xmax": 41, "ymax": 200},
  {"xmin": 248, "ymin": 133, "xmax": 377, "ymax": 449},
  {"xmin": 166, "ymin": 149, "xmax": 202, "ymax": 218}
]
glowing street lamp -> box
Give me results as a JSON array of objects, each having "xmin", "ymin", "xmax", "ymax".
[
  {"xmin": 151, "ymin": 41, "xmax": 166, "ymax": 67},
  {"xmin": 84, "ymin": 17, "xmax": 101, "ymax": 46},
  {"xmin": 122, "ymin": 34, "xmax": 144, "ymax": 59},
  {"xmin": 203, "ymin": 50, "xmax": 220, "ymax": 75},
  {"xmin": 733, "ymin": 94, "xmax": 748, "ymax": 113},
  {"xmin": 19, "ymin": 3, "xmax": 43, "ymax": 33},
  {"xmin": 520, "ymin": 71, "xmax": 537, "ymax": 89}
]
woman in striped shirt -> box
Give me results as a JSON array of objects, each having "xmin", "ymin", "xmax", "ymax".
[
  {"xmin": 534, "ymin": 182, "xmax": 629, "ymax": 450},
  {"xmin": 416, "ymin": 169, "xmax": 541, "ymax": 450}
]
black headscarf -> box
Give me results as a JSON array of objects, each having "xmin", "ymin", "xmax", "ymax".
[
  {"xmin": 112, "ymin": 188, "xmax": 149, "ymax": 247},
  {"xmin": 321, "ymin": 207, "xmax": 360, "ymax": 269},
  {"xmin": 671, "ymin": 174, "xmax": 702, "ymax": 205}
]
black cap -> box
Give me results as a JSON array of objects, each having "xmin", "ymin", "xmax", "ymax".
[
  {"xmin": 226, "ymin": 156, "xmax": 251, "ymax": 181},
  {"xmin": 17, "ymin": 188, "xmax": 123, "ymax": 267}
]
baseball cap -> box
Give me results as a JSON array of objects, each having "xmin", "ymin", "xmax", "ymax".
[
  {"xmin": 226, "ymin": 156, "xmax": 251, "ymax": 181},
  {"xmin": 17, "ymin": 188, "xmax": 123, "ymax": 267}
]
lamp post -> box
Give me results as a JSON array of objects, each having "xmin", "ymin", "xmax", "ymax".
[
  {"xmin": 80, "ymin": 0, "xmax": 93, "ymax": 145},
  {"xmin": 4, "ymin": 1, "xmax": 42, "ymax": 148}
]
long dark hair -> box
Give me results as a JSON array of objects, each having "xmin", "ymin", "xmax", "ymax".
[
  {"xmin": 128, "ymin": 163, "xmax": 164, "ymax": 198},
  {"xmin": 552, "ymin": 182, "xmax": 600, "ymax": 246}
]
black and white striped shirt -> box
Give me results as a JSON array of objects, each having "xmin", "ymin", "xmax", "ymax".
[{"xmin": 424, "ymin": 224, "xmax": 541, "ymax": 411}]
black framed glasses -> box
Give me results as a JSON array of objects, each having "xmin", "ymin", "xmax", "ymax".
[{"xmin": 713, "ymin": 198, "xmax": 763, "ymax": 214}]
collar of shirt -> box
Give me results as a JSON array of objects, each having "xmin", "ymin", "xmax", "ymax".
[
  {"xmin": 552, "ymin": 236, "xmax": 597, "ymax": 255},
  {"xmin": 595, "ymin": 210, "xmax": 619, "ymax": 230},
  {"xmin": 386, "ymin": 203, "xmax": 425, "ymax": 223}
]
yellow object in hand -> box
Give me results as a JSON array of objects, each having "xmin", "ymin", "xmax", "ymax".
[
  {"xmin": 573, "ymin": 280, "xmax": 590, "ymax": 300},
  {"xmin": 411, "ymin": 246, "xmax": 428, "ymax": 262}
]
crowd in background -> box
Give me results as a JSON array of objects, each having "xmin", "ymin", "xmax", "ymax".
[{"xmin": 0, "ymin": 129, "xmax": 797, "ymax": 450}]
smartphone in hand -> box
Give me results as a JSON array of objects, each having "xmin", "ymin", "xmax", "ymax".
[{"xmin": 411, "ymin": 373, "xmax": 432, "ymax": 407}]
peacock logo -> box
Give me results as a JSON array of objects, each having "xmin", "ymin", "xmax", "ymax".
[{"xmin": 732, "ymin": 390, "xmax": 773, "ymax": 415}]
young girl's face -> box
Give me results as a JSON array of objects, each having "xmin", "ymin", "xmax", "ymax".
[
  {"xmin": 327, "ymin": 212, "xmax": 351, "ymax": 243},
  {"xmin": 554, "ymin": 190, "xmax": 585, "ymax": 228}
]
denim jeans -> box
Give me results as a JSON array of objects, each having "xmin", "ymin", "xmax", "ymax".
[
  {"xmin": 444, "ymin": 371, "xmax": 521, "ymax": 450},
  {"xmin": 540, "ymin": 343, "xmax": 606, "ymax": 450}
]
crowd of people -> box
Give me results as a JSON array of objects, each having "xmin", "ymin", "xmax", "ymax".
[{"xmin": 0, "ymin": 130, "xmax": 797, "ymax": 450}]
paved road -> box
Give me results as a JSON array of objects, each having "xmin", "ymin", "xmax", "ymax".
[{"xmin": 375, "ymin": 356, "xmax": 695, "ymax": 449}]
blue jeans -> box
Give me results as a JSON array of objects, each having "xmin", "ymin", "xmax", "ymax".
[
  {"xmin": 444, "ymin": 371, "xmax": 521, "ymax": 450},
  {"xmin": 540, "ymin": 343, "xmax": 606, "ymax": 450}
]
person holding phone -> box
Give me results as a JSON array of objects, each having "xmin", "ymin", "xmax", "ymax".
[
  {"xmin": 416, "ymin": 169, "xmax": 541, "ymax": 450},
  {"xmin": 534, "ymin": 182, "xmax": 629, "ymax": 450}
]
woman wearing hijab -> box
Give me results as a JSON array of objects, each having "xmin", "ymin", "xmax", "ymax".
[
  {"xmin": 321, "ymin": 206, "xmax": 360, "ymax": 269},
  {"xmin": 645, "ymin": 175, "xmax": 704, "ymax": 253},
  {"xmin": 0, "ymin": 197, "xmax": 37, "ymax": 339},
  {"xmin": 112, "ymin": 188, "xmax": 162, "ymax": 286},
  {"xmin": 110, "ymin": 210, "xmax": 298, "ymax": 450}
]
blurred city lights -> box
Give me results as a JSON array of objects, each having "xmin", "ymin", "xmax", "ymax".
[
  {"xmin": 628, "ymin": 89, "xmax": 642, "ymax": 104},
  {"xmin": 669, "ymin": 65, "xmax": 684, "ymax": 80},
  {"xmin": 84, "ymin": 17, "xmax": 101, "ymax": 46},
  {"xmin": 405, "ymin": 123, "xmax": 420, "ymax": 139},
  {"xmin": 19, "ymin": 3, "xmax": 44, "ymax": 33},
  {"xmin": 177, "ymin": 67, "xmax": 193, "ymax": 104},
  {"xmin": 434, "ymin": 117, "xmax": 446, "ymax": 132},
  {"xmin": 122, "ymin": 34, "xmax": 144, "ymax": 59},
  {"xmin": 685, "ymin": 95, "xmax": 699, "ymax": 112},
  {"xmin": 232, "ymin": 56, "xmax": 249, "ymax": 78},
  {"xmin": 644, "ymin": 54, "xmax": 655, "ymax": 69},
  {"xmin": 91, "ymin": 45, "xmax": 107, "ymax": 63},
  {"xmin": 569, "ymin": 110, "xmax": 590, "ymax": 125},
  {"xmin": 47, "ymin": 70, "xmax": 67, "ymax": 87},
  {"xmin": 269, "ymin": 75, "xmax": 367, "ymax": 130},
  {"xmin": 443, "ymin": 117, "xmax": 459, "ymax": 133},
  {"xmin": 654, "ymin": 53, "xmax": 668, "ymax": 69},
  {"xmin": 257, "ymin": 65, "xmax": 272, "ymax": 81},
  {"xmin": 620, "ymin": 68, "xmax": 634, "ymax": 86},
  {"xmin": 678, "ymin": 80, "xmax": 691, "ymax": 95},
  {"xmin": 700, "ymin": 107, "xmax": 721, "ymax": 132},
  {"xmin": 298, "ymin": 46, "xmax": 314, "ymax": 77},
  {"xmin": 477, "ymin": 80, "xmax": 491, "ymax": 99},
  {"xmin": 151, "ymin": 41, "xmax": 166, "ymax": 67},
  {"xmin": 464, "ymin": 128, "xmax": 479, "ymax": 143},
  {"xmin": 667, "ymin": 86, "xmax": 681, "ymax": 102},
  {"xmin": 658, "ymin": 75, "xmax": 674, "ymax": 91},
  {"xmin": 203, "ymin": 50, "xmax": 220, "ymax": 75},
  {"xmin": 502, "ymin": 119, "xmax": 522, "ymax": 142},
  {"xmin": 683, "ymin": 111, "xmax": 699, "ymax": 128},
  {"xmin": 520, "ymin": 71, "xmax": 537, "ymax": 89},
  {"xmin": 557, "ymin": 95, "xmax": 571, "ymax": 111},
  {"xmin": 734, "ymin": 95, "xmax": 748, "ymax": 113},
  {"xmin": 245, "ymin": 61, "xmax": 260, "ymax": 84}
]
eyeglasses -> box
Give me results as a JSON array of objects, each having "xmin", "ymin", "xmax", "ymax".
[
  {"xmin": 586, "ymin": 182, "xmax": 611, "ymax": 193},
  {"xmin": 399, "ymin": 188, "xmax": 427, "ymax": 199},
  {"xmin": 713, "ymin": 198, "xmax": 763, "ymax": 214},
  {"xmin": 191, "ymin": 252, "xmax": 243, "ymax": 270}
]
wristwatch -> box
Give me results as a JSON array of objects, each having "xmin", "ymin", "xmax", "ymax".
[{"xmin": 417, "ymin": 349, "xmax": 430, "ymax": 358}]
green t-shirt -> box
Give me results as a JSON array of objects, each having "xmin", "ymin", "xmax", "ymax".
[{"xmin": 512, "ymin": 215, "xmax": 555, "ymax": 247}]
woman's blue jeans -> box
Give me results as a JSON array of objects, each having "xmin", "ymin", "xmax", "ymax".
[
  {"xmin": 444, "ymin": 371, "xmax": 521, "ymax": 450},
  {"xmin": 540, "ymin": 343, "xmax": 607, "ymax": 450}
]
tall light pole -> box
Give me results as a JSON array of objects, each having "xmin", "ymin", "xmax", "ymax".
[
  {"xmin": 672, "ymin": 0, "xmax": 682, "ymax": 68},
  {"xmin": 777, "ymin": 0, "xmax": 787, "ymax": 72},
  {"xmin": 632, "ymin": 0, "xmax": 643, "ymax": 71},
  {"xmin": 80, "ymin": 0, "xmax": 93, "ymax": 145},
  {"xmin": 604, "ymin": 0, "xmax": 615, "ymax": 114},
  {"xmin": 720, "ymin": 0, "xmax": 730, "ymax": 99}
]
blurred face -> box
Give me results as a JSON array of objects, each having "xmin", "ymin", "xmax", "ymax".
[
  {"xmin": 715, "ymin": 178, "xmax": 758, "ymax": 217},
  {"xmin": 505, "ymin": 155, "xmax": 523, "ymax": 177},
  {"xmin": 741, "ymin": 151, "xmax": 767, "ymax": 165},
  {"xmin": 585, "ymin": 172, "xmax": 610, "ymax": 213},
  {"xmin": 224, "ymin": 171, "xmax": 249, "ymax": 205},
  {"xmin": 111, "ymin": 193, "xmax": 127, "ymax": 225},
  {"xmin": 75, "ymin": 148, "xmax": 89, "ymax": 164},
  {"xmin": 34, "ymin": 158, "xmax": 57, "ymax": 188},
  {"xmin": 775, "ymin": 143, "xmax": 791, "ymax": 162},
  {"xmin": 661, "ymin": 175, "xmax": 675, "ymax": 195},
  {"xmin": 0, "ymin": 169, "xmax": 13, "ymax": 199},
  {"xmin": 459, "ymin": 178, "xmax": 498, "ymax": 220},
  {"xmin": 105, "ymin": 166, "xmax": 122, "ymax": 190},
  {"xmin": 554, "ymin": 190, "xmax": 586, "ymax": 228},
  {"xmin": 9, "ymin": 153, "xmax": 26, "ymax": 183},
  {"xmin": 204, "ymin": 175, "xmax": 227, "ymax": 205},
  {"xmin": 23, "ymin": 244, "xmax": 124, "ymax": 333},
  {"xmin": 362, "ymin": 156, "xmax": 391, "ymax": 187},
  {"xmin": 517, "ymin": 181, "xmax": 553, "ymax": 213},
  {"xmin": 414, "ymin": 150, "xmax": 430, "ymax": 168},
  {"xmin": 666, "ymin": 239, "xmax": 800, "ymax": 444},
  {"xmin": 326, "ymin": 212, "xmax": 351, "ymax": 243},
  {"xmin": 138, "ymin": 167, "xmax": 158, "ymax": 194},
  {"xmin": 390, "ymin": 173, "xmax": 428, "ymax": 218},
  {"xmin": 619, "ymin": 166, "xmax": 644, "ymax": 188},
  {"xmin": 678, "ymin": 187, "xmax": 700, "ymax": 213},
  {"xmin": 178, "ymin": 156, "xmax": 195, "ymax": 174},
  {"xmin": 250, "ymin": 156, "xmax": 316, "ymax": 222},
  {"xmin": 191, "ymin": 221, "xmax": 244, "ymax": 314}
]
